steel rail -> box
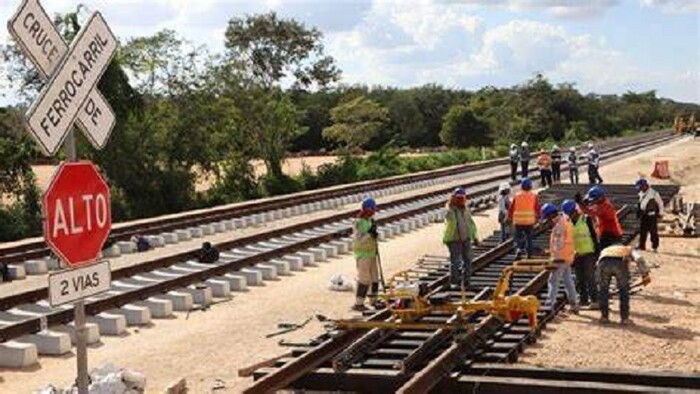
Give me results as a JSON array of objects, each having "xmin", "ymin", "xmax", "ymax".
[
  {"xmin": 0, "ymin": 132, "xmax": 674, "ymax": 313},
  {"xmin": 0, "ymin": 130, "xmax": 676, "ymax": 264}
]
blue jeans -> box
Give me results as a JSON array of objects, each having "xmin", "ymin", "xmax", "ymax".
[
  {"xmin": 597, "ymin": 258, "xmax": 630, "ymax": 319},
  {"xmin": 499, "ymin": 222, "xmax": 509, "ymax": 243},
  {"xmin": 514, "ymin": 226, "xmax": 533, "ymax": 257},
  {"xmin": 546, "ymin": 263, "xmax": 579, "ymax": 307},
  {"xmin": 447, "ymin": 240, "xmax": 472, "ymax": 286}
]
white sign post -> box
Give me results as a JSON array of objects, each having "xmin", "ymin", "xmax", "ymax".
[
  {"xmin": 49, "ymin": 261, "xmax": 111, "ymax": 307},
  {"xmin": 8, "ymin": 1, "xmax": 117, "ymax": 155},
  {"xmin": 7, "ymin": 2, "xmax": 118, "ymax": 392}
]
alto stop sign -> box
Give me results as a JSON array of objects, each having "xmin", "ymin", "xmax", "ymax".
[{"xmin": 43, "ymin": 161, "xmax": 111, "ymax": 267}]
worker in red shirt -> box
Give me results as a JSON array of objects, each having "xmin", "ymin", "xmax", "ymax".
[{"xmin": 576, "ymin": 186, "xmax": 623, "ymax": 249}]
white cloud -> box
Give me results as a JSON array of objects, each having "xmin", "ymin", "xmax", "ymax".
[
  {"xmin": 639, "ymin": 0, "xmax": 700, "ymax": 13},
  {"xmin": 371, "ymin": 0, "xmax": 481, "ymax": 49},
  {"xmin": 448, "ymin": 0, "xmax": 620, "ymax": 18}
]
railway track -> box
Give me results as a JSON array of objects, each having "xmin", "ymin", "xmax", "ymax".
[
  {"xmin": 246, "ymin": 184, "xmax": 700, "ymax": 393},
  {"xmin": 0, "ymin": 130, "xmax": 676, "ymax": 268},
  {"xmin": 0, "ymin": 132, "xmax": 680, "ymax": 369}
]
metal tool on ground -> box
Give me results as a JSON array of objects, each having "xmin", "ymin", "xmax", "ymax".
[
  {"xmin": 266, "ymin": 316, "xmax": 313, "ymax": 338},
  {"xmin": 327, "ymin": 259, "xmax": 554, "ymax": 333}
]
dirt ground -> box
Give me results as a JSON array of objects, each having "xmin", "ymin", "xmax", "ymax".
[
  {"xmin": 3, "ymin": 137, "xmax": 697, "ymax": 392},
  {"xmin": 29, "ymin": 156, "xmax": 340, "ymax": 194},
  {"xmin": 520, "ymin": 136, "xmax": 700, "ymax": 373}
]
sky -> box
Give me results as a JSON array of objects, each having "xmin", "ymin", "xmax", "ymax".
[{"xmin": 0, "ymin": 0, "xmax": 698, "ymax": 105}]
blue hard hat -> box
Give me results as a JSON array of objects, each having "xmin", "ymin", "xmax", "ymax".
[
  {"xmin": 635, "ymin": 178, "xmax": 648, "ymax": 189},
  {"xmin": 362, "ymin": 197, "xmax": 377, "ymax": 210},
  {"xmin": 453, "ymin": 187, "xmax": 466, "ymax": 196},
  {"xmin": 520, "ymin": 177, "xmax": 533, "ymax": 190},
  {"xmin": 586, "ymin": 186, "xmax": 605, "ymax": 201},
  {"xmin": 541, "ymin": 203, "xmax": 558, "ymax": 218},
  {"xmin": 561, "ymin": 199, "xmax": 577, "ymax": 216}
]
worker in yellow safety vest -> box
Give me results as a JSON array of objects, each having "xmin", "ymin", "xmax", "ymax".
[
  {"xmin": 352, "ymin": 197, "xmax": 380, "ymax": 311},
  {"xmin": 507, "ymin": 178, "xmax": 540, "ymax": 258},
  {"xmin": 541, "ymin": 203, "xmax": 580, "ymax": 313},
  {"xmin": 562, "ymin": 199, "xmax": 600, "ymax": 309},
  {"xmin": 443, "ymin": 187, "xmax": 479, "ymax": 290},
  {"xmin": 596, "ymin": 245, "xmax": 651, "ymax": 325}
]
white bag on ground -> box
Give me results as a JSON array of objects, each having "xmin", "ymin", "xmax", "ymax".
[{"xmin": 329, "ymin": 274, "xmax": 353, "ymax": 291}]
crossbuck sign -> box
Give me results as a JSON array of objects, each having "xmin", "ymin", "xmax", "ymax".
[{"xmin": 8, "ymin": 0, "xmax": 117, "ymax": 156}]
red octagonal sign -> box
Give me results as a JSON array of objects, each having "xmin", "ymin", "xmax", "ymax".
[{"xmin": 43, "ymin": 161, "xmax": 111, "ymax": 268}]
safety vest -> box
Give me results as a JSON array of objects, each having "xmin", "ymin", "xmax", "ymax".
[
  {"xmin": 538, "ymin": 153, "xmax": 552, "ymax": 169},
  {"xmin": 353, "ymin": 218, "xmax": 377, "ymax": 258},
  {"xmin": 443, "ymin": 206, "xmax": 477, "ymax": 243},
  {"xmin": 512, "ymin": 191, "xmax": 537, "ymax": 226},
  {"xmin": 573, "ymin": 216, "xmax": 596, "ymax": 255},
  {"xmin": 550, "ymin": 215, "xmax": 575, "ymax": 264}
]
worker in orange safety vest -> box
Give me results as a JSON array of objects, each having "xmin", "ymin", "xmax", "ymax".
[
  {"xmin": 507, "ymin": 178, "xmax": 540, "ymax": 258},
  {"xmin": 541, "ymin": 203, "xmax": 580, "ymax": 313}
]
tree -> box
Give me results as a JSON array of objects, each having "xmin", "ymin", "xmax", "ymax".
[
  {"xmin": 439, "ymin": 105, "xmax": 492, "ymax": 148},
  {"xmin": 323, "ymin": 96, "xmax": 389, "ymax": 150},
  {"xmin": 223, "ymin": 12, "xmax": 340, "ymax": 178},
  {"xmin": 387, "ymin": 92, "xmax": 425, "ymax": 147}
]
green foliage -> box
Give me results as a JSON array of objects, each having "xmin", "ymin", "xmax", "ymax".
[
  {"xmin": 439, "ymin": 105, "xmax": 492, "ymax": 148},
  {"xmin": 224, "ymin": 12, "xmax": 340, "ymax": 89},
  {"xmin": 323, "ymin": 96, "xmax": 389, "ymax": 150}
]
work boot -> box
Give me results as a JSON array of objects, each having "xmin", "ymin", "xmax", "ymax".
[
  {"xmin": 589, "ymin": 302, "xmax": 600, "ymax": 310},
  {"xmin": 598, "ymin": 316, "xmax": 610, "ymax": 324},
  {"xmin": 569, "ymin": 305, "xmax": 580, "ymax": 315},
  {"xmin": 620, "ymin": 318, "xmax": 634, "ymax": 326},
  {"xmin": 351, "ymin": 304, "xmax": 368, "ymax": 312}
]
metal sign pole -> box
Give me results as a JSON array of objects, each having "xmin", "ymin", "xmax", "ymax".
[{"xmin": 64, "ymin": 130, "xmax": 88, "ymax": 394}]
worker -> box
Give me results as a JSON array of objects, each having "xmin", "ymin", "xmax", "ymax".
[
  {"xmin": 443, "ymin": 187, "xmax": 479, "ymax": 290},
  {"xmin": 497, "ymin": 182, "xmax": 512, "ymax": 243},
  {"xmin": 541, "ymin": 203, "xmax": 579, "ymax": 313},
  {"xmin": 596, "ymin": 245, "xmax": 651, "ymax": 325},
  {"xmin": 551, "ymin": 144, "xmax": 562, "ymax": 183},
  {"xmin": 508, "ymin": 178, "xmax": 540, "ymax": 258},
  {"xmin": 508, "ymin": 144, "xmax": 519, "ymax": 181},
  {"xmin": 635, "ymin": 178, "xmax": 664, "ymax": 252},
  {"xmin": 352, "ymin": 197, "xmax": 380, "ymax": 311},
  {"xmin": 520, "ymin": 141, "xmax": 530, "ymax": 179},
  {"xmin": 537, "ymin": 148, "xmax": 553, "ymax": 188},
  {"xmin": 586, "ymin": 143, "xmax": 603, "ymax": 184},
  {"xmin": 562, "ymin": 199, "xmax": 599, "ymax": 308},
  {"xmin": 566, "ymin": 147, "xmax": 579, "ymax": 185},
  {"xmin": 576, "ymin": 186, "xmax": 623, "ymax": 249}
]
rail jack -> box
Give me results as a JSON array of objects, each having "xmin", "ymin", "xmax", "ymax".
[{"xmin": 329, "ymin": 259, "xmax": 556, "ymax": 332}]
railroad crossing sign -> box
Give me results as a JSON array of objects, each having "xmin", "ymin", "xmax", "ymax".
[
  {"xmin": 43, "ymin": 162, "xmax": 112, "ymax": 267},
  {"xmin": 8, "ymin": 0, "xmax": 117, "ymax": 156}
]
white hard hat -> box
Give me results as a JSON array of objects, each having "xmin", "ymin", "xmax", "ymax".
[
  {"xmin": 510, "ymin": 143, "xmax": 517, "ymax": 148},
  {"xmin": 587, "ymin": 142, "xmax": 594, "ymax": 148},
  {"xmin": 521, "ymin": 141, "xmax": 528, "ymax": 147},
  {"xmin": 498, "ymin": 182, "xmax": 511, "ymax": 192},
  {"xmin": 569, "ymin": 147, "xmax": 576, "ymax": 152},
  {"xmin": 552, "ymin": 145, "xmax": 559, "ymax": 150}
]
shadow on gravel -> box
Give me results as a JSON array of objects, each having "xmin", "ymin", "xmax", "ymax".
[
  {"xmin": 572, "ymin": 313, "xmax": 697, "ymax": 340},
  {"xmin": 638, "ymin": 293, "xmax": 694, "ymax": 307}
]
